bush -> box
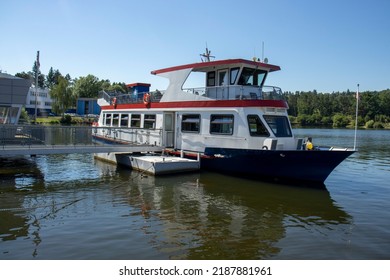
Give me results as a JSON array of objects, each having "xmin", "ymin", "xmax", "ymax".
[
  {"xmin": 297, "ymin": 114, "xmax": 310, "ymax": 125},
  {"xmin": 321, "ymin": 116, "xmax": 333, "ymax": 125},
  {"xmin": 333, "ymin": 113, "xmax": 350, "ymax": 127},
  {"xmin": 19, "ymin": 108, "xmax": 31, "ymax": 124},
  {"xmin": 365, "ymin": 120, "xmax": 374, "ymax": 128},
  {"xmin": 60, "ymin": 115, "xmax": 72, "ymax": 124},
  {"xmin": 373, "ymin": 122, "xmax": 384, "ymax": 129}
]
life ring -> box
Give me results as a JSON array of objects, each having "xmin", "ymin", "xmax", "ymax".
[
  {"xmin": 262, "ymin": 146, "xmax": 268, "ymax": 150},
  {"xmin": 112, "ymin": 97, "xmax": 117, "ymax": 107},
  {"xmin": 143, "ymin": 93, "xmax": 151, "ymax": 106}
]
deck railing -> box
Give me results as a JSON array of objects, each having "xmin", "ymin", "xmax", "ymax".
[
  {"xmin": 99, "ymin": 90, "xmax": 164, "ymax": 105},
  {"xmin": 99, "ymin": 85, "xmax": 283, "ymax": 105},
  {"xmin": 183, "ymin": 85, "xmax": 283, "ymax": 100}
]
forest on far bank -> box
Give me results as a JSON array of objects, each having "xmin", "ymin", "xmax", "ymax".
[{"xmin": 283, "ymin": 89, "xmax": 390, "ymax": 129}]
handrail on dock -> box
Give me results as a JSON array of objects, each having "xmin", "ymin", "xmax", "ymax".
[{"xmin": 0, "ymin": 125, "xmax": 163, "ymax": 156}]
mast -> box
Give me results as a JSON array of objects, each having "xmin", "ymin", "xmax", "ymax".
[
  {"xmin": 353, "ymin": 83, "xmax": 359, "ymax": 151},
  {"xmin": 200, "ymin": 46, "xmax": 215, "ymax": 62}
]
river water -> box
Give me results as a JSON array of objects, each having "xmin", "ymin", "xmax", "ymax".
[{"xmin": 0, "ymin": 128, "xmax": 389, "ymax": 260}]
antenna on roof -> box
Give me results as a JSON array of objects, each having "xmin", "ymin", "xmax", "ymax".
[
  {"xmin": 262, "ymin": 41, "xmax": 264, "ymax": 62},
  {"xmin": 200, "ymin": 44, "xmax": 215, "ymax": 62},
  {"xmin": 253, "ymin": 42, "xmax": 269, "ymax": 63}
]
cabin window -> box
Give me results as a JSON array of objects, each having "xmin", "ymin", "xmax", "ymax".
[
  {"xmin": 144, "ymin": 114, "xmax": 156, "ymax": 129},
  {"xmin": 181, "ymin": 114, "xmax": 200, "ymax": 133},
  {"xmin": 210, "ymin": 114, "xmax": 234, "ymax": 135},
  {"xmin": 112, "ymin": 114, "xmax": 120, "ymax": 127},
  {"xmin": 263, "ymin": 115, "xmax": 292, "ymax": 137},
  {"xmin": 238, "ymin": 67, "xmax": 267, "ymax": 86},
  {"xmin": 207, "ymin": 71, "xmax": 216, "ymax": 87},
  {"xmin": 218, "ymin": 70, "xmax": 228, "ymax": 86},
  {"xmin": 130, "ymin": 114, "xmax": 141, "ymax": 128},
  {"xmin": 120, "ymin": 114, "xmax": 129, "ymax": 127},
  {"xmin": 105, "ymin": 113, "xmax": 112, "ymax": 126},
  {"xmin": 230, "ymin": 67, "xmax": 240, "ymax": 85},
  {"xmin": 247, "ymin": 115, "xmax": 270, "ymax": 137}
]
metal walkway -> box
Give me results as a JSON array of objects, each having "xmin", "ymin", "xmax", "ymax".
[
  {"xmin": 0, "ymin": 125, "xmax": 163, "ymax": 156},
  {"xmin": 0, "ymin": 144, "xmax": 162, "ymax": 156}
]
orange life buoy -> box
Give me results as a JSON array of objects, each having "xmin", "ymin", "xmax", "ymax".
[{"xmin": 143, "ymin": 93, "xmax": 151, "ymax": 106}]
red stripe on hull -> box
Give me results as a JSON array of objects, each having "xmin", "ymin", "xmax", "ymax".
[{"xmin": 101, "ymin": 99, "xmax": 288, "ymax": 110}]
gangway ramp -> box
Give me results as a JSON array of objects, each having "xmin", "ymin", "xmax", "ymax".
[
  {"xmin": 0, "ymin": 144, "xmax": 162, "ymax": 156},
  {"xmin": 1, "ymin": 125, "xmax": 200, "ymax": 175}
]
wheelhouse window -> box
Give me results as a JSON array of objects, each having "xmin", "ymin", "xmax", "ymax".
[
  {"xmin": 238, "ymin": 67, "xmax": 267, "ymax": 86},
  {"xmin": 247, "ymin": 115, "xmax": 270, "ymax": 137},
  {"xmin": 130, "ymin": 114, "xmax": 141, "ymax": 128},
  {"xmin": 230, "ymin": 67, "xmax": 240, "ymax": 85},
  {"xmin": 207, "ymin": 71, "xmax": 216, "ymax": 87},
  {"xmin": 181, "ymin": 114, "xmax": 200, "ymax": 133},
  {"xmin": 218, "ymin": 70, "xmax": 228, "ymax": 86},
  {"xmin": 263, "ymin": 115, "xmax": 292, "ymax": 137},
  {"xmin": 210, "ymin": 114, "xmax": 234, "ymax": 135},
  {"xmin": 120, "ymin": 114, "xmax": 129, "ymax": 127},
  {"xmin": 144, "ymin": 114, "xmax": 156, "ymax": 129}
]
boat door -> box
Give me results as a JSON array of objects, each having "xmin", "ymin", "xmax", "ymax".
[
  {"xmin": 218, "ymin": 69, "xmax": 229, "ymax": 99},
  {"xmin": 163, "ymin": 112, "xmax": 175, "ymax": 147}
]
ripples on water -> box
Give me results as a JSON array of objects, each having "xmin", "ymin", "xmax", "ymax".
[{"xmin": 0, "ymin": 129, "xmax": 389, "ymax": 259}]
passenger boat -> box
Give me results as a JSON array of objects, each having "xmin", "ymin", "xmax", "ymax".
[{"xmin": 93, "ymin": 53, "xmax": 355, "ymax": 186}]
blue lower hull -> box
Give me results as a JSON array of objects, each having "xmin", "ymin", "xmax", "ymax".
[{"xmin": 201, "ymin": 147, "xmax": 355, "ymax": 187}]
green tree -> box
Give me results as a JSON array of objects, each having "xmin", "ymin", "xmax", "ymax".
[
  {"xmin": 15, "ymin": 71, "xmax": 32, "ymax": 81},
  {"xmin": 50, "ymin": 76, "xmax": 75, "ymax": 116},
  {"xmin": 297, "ymin": 91, "xmax": 316, "ymax": 115},
  {"xmin": 64, "ymin": 73, "xmax": 72, "ymax": 82},
  {"xmin": 73, "ymin": 74, "xmax": 101, "ymax": 98},
  {"xmin": 32, "ymin": 61, "xmax": 45, "ymax": 88},
  {"xmin": 108, "ymin": 82, "xmax": 127, "ymax": 93},
  {"xmin": 378, "ymin": 89, "xmax": 390, "ymax": 116},
  {"xmin": 360, "ymin": 92, "xmax": 380, "ymax": 120},
  {"xmin": 46, "ymin": 67, "xmax": 63, "ymax": 89},
  {"xmin": 285, "ymin": 91, "xmax": 298, "ymax": 116}
]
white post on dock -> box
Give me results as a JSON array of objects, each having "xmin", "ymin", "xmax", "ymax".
[{"xmin": 353, "ymin": 84, "xmax": 359, "ymax": 151}]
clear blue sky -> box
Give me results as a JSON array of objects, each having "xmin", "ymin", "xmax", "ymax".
[{"xmin": 1, "ymin": 0, "xmax": 389, "ymax": 93}]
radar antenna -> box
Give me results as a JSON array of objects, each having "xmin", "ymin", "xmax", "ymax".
[{"xmin": 200, "ymin": 45, "xmax": 215, "ymax": 62}]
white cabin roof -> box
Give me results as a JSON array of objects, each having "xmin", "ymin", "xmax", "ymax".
[{"xmin": 151, "ymin": 58, "xmax": 281, "ymax": 75}]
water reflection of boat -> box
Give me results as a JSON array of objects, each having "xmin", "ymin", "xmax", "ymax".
[{"xmin": 112, "ymin": 169, "xmax": 351, "ymax": 259}]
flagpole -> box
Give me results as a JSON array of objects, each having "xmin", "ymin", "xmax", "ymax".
[
  {"xmin": 353, "ymin": 83, "xmax": 359, "ymax": 151},
  {"xmin": 34, "ymin": 51, "xmax": 40, "ymax": 122}
]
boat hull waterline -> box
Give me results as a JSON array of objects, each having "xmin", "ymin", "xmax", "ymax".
[{"xmin": 201, "ymin": 147, "xmax": 355, "ymax": 186}]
